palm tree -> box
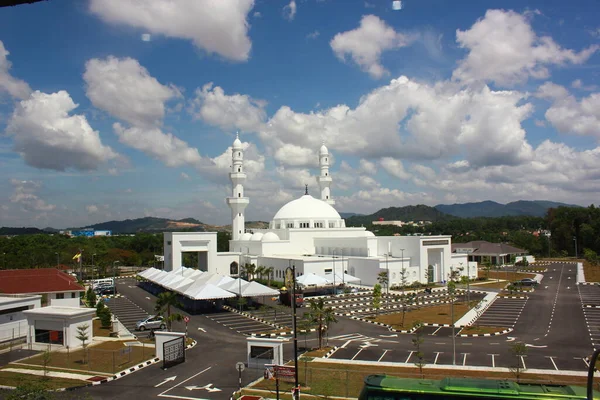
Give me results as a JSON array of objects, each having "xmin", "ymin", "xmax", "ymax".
[
  {"xmin": 243, "ymin": 263, "xmax": 256, "ymax": 280},
  {"xmin": 155, "ymin": 291, "xmax": 184, "ymax": 332},
  {"xmin": 255, "ymin": 266, "xmax": 266, "ymax": 281},
  {"xmin": 307, "ymin": 298, "xmax": 337, "ymax": 349},
  {"xmin": 264, "ymin": 267, "xmax": 274, "ymax": 286}
]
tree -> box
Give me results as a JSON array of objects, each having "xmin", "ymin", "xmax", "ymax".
[
  {"xmin": 255, "ymin": 266, "xmax": 266, "ymax": 281},
  {"xmin": 76, "ymin": 324, "xmax": 90, "ymax": 364},
  {"xmin": 372, "ymin": 284, "xmax": 382, "ymax": 317},
  {"xmin": 96, "ymin": 301, "xmax": 112, "ymax": 328},
  {"xmin": 509, "ymin": 341, "xmax": 528, "ymax": 382},
  {"xmin": 424, "ymin": 268, "xmax": 433, "ymax": 286},
  {"xmin": 6, "ymin": 380, "xmax": 54, "ymax": 400},
  {"xmin": 155, "ymin": 291, "xmax": 184, "ymax": 331},
  {"xmin": 86, "ymin": 287, "xmax": 97, "ymax": 307},
  {"xmin": 411, "ymin": 320, "xmax": 426, "ymax": 378},
  {"xmin": 377, "ymin": 271, "xmax": 389, "ymax": 309},
  {"xmin": 307, "ymin": 298, "xmax": 337, "ymax": 349},
  {"xmin": 42, "ymin": 349, "xmax": 52, "ymax": 378},
  {"xmin": 264, "ymin": 267, "xmax": 274, "ymax": 286},
  {"xmin": 447, "ymin": 280, "xmax": 457, "ymax": 365},
  {"xmin": 242, "ymin": 263, "xmax": 256, "ymax": 280},
  {"xmin": 481, "ymin": 261, "xmax": 492, "ymax": 280}
]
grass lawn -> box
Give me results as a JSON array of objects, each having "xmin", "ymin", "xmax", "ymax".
[
  {"xmin": 473, "ymin": 281, "xmax": 509, "ymax": 290},
  {"xmin": 373, "ymin": 302, "xmax": 473, "ymax": 329},
  {"xmin": 584, "ymin": 260, "xmax": 600, "ymax": 282},
  {"xmin": 246, "ymin": 361, "xmax": 594, "ymax": 399},
  {"xmin": 93, "ymin": 318, "xmax": 112, "ymax": 337},
  {"xmin": 17, "ymin": 340, "xmax": 155, "ymax": 374},
  {"xmin": 459, "ymin": 325, "xmax": 507, "ymax": 335},
  {"xmin": 480, "ymin": 271, "xmax": 536, "ymax": 282},
  {"xmin": 0, "ymin": 371, "xmax": 85, "ymax": 389}
]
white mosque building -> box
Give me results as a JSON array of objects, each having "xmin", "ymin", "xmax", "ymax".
[{"xmin": 163, "ymin": 136, "xmax": 476, "ymax": 287}]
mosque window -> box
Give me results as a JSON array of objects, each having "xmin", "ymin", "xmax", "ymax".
[
  {"xmin": 287, "ymin": 223, "xmax": 294, "ymax": 228},
  {"xmin": 239, "ymin": 213, "xmax": 241, "ymax": 216},
  {"xmin": 325, "ymin": 158, "xmax": 327, "ymax": 162},
  {"xmin": 325, "ymin": 173, "xmax": 328, "ymax": 176},
  {"xmin": 238, "ymin": 152, "xmax": 241, "ymax": 157},
  {"xmin": 238, "ymin": 167, "xmax": 241, "ymax": 172},
  {"xmin": 326, "ymin": 195, "xmax": 329, "ymax": 199},
  {"xmin": 329, "ymin": 222, "xmax": 335, "ymax": 228},
  {"xmin": 238, "ymin": 193, "xmax": 241, "ymax": 197}
]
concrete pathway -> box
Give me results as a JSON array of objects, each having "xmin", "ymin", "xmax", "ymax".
[{"xmin": 2, "ymin": 367, "xmax": 97, "ymax": 381}]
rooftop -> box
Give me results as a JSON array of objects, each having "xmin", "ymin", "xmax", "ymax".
[
  {"xmin": 0, "ymin": 268, "xmax": 85, "ymax": 294},
  {"xmin": 23, "ymin": 306, "xmax": 95, "ymax": 317},
  {"xmin": 452, "ymin": 240, "xmax": 526, "ymax": 255}
]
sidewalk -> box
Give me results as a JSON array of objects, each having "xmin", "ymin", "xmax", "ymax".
[{"xmin": 2, "ymin": 367, "xmax": 100, "ymax": 381}]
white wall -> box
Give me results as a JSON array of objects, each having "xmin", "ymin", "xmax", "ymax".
[
  {"xmin": 164, "ymin": 232, "xmax": 218, "ymax": 273},
  {"xmin": 50, "ymin": 297, "xmax": 81, "ymax": 307},
  {"xmin": 0, "ymin": 296, "xmax": 40, "ymax": 341},
  {"xmin": 215, "ymin": 253, "xmax": 240, "ymax": 276}
]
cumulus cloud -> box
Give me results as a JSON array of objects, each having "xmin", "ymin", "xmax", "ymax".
[
  {"xmin": 538, "ymin": 83, "xmax": 600, "ymax": 138},
  {"xmin": 86, "ymin": 205, "xmax": 99, "ymax": 213},
  {"xmin": 89, "ymin": 0, "xmax": 254, "ymax": 62},
  {"xmin": 141, "ymin": 33, "xmax": 152, "ymax": 42},
  {"xmin": 191, "ymin": 83, "xmax": 266, "ymax": 132},
  {"xmin": 196, "ymin": 140, "xmax": 265, "ymax": 185},
  {"xmin": 10, "ymin": 179, "xmax": 56, "ymax": 212},
  {"xmin": 359, "ymin": 159, "xmax": 377, "ymax": 175},
  {"xmin": 274, "ymin": 144, "xmax": 317, "ymax": 167},
  {"xmin": 380, "ymin": 157, "xmax": 411, "ymax": 180},
  {"xmin": 453, "ymin": 9, "xmax": 599, "ymax": 86},
  {"xmin": 180, "ymin": 172, "xmax": 190, "ymax": 180},
  {"xmin": 330, "ymin": 15, "xmax": 416, "ymax": 78},
  {"xmin": 6, "ymin": 91, "xmax": 118, "ymax": 171},
  {"xmin": 84, "ymin": 56, "xmax": 180, "ymax": 128},
  {"xmin": 283, "ymin": 0, "xmax": 297, "ymax": 21},
  {"xmin": 0, "ymin": 40, "xmax": 32, "ymax": 100},
  {"xmin": 113, "ymin": 123, "xmax": 203, "ymax": 168},
  {"xmin": 307, "ymin": 30, "xmax": 320, "ymax": 40}
]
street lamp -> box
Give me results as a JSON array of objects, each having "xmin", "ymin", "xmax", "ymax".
[
  {"xmin": 113, "ymin": 261, "xmax": 120, "ymax": 294},
  {"xmin": 332, "ymin": 249, "xmax": 336, "ymax": 295},
  {"xmin": 574, "ymin": 236, "xmax": 578, "ymax": 259},
  {"xmin": 385, "ymin": 251, "xmax": 389, "ymax": 310},
  {"xmin": 285, "ymin": 261, "xmax": 300, "ymax": 400}
]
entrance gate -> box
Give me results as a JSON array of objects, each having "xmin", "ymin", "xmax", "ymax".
[{"xmin": 163, "ymin": 336, "xmax": 185, "ymax": 369}]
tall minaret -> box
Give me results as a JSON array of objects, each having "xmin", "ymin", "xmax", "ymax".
[
  {"xmin": 226, "ymin": 134, "xmax": 249, "ymax": 240},
  {"xmin": 316, "ymin": 142, "xmax": 335, "ymax": 206}
]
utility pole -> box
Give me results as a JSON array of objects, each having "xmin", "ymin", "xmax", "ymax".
[{"xmin": 286, "ymin": 261, "xmax": 300, "ymax": 400}]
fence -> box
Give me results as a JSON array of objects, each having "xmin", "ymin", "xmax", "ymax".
[{"xmin": 0, "ymin": 322, "xmax": 28, "ymax": 352}]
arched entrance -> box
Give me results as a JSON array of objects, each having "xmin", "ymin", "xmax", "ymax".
[
  {"xmin": 230, "ymin": 261, "xmax": 239, "ymax": 276},
  {"xmin": 427, "ymin": 265, "xmax": 434, "ymax": 283}
]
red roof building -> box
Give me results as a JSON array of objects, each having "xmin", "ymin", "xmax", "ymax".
[{"xmin": 0, "ymin": 268, "xmax": 85, "ymax": 295}]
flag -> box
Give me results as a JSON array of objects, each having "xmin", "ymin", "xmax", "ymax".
[{"xmin": 72, "ymin": 252, "xmax": 81, "ymax": 261}]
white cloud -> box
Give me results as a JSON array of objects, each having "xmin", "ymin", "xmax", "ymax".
[
  {"xmin": 10, "ymin": 179, "xmax": 56, "ymax": 212},
  {"xmin": 191, "ymin": 83, "xmax": 266, "ymax": 132},
  {"xmin": 539, "ymin": 83, "xmax": 600, "ymax": 138},
  {"xmin": 196, "ymin": 141, "xmax": 265, "ymax": 185},
  {"xmin": 571, "ymin": 79, "xmax": 597, "ymax": 92},
  {"xmin": 453, "ymin": 9, "xmax": 599, "ymax": 86},
  {"xmin": 253, "ymin": 11, "xmax": 261, "ymax": 18},
  {"xmin": 330, "ymin": 15, "xmax": 416, "ymax": 79},
  {"xmin": 180, "ymin": 172, "xmax": 190, "ymax": 180},
  {"xmin": 6, "ymin": 91, "xmax": 118, "ymax": 171},
  {"xmin": 274, "ymin": 144, "xmax": 317, "ymax": 167},
  {"xmin": 380, "ymin": 157, "xmax": 411, "ymax": 180},
  {"xmin": 86, "ymin": 205, "xmax": 99, "ymax": 213},
  {"xmin": 84, "ymin": 56, "xmax": 179, "ymax": 128},
  {"xmin": 89, "ymin": 0, "xmax": 254, "ymax": 62},
  {"xmin": 307, "ymin": 30, "xmax": 320, "ymax": 40},
  {"xmin": 359, "ymin": 159, "xmax": 377, "ymax": 175},
  {"xmin": 141, "ymin": 33, "xmax": 152, "ymax": 42},
  {"xmin": 283, "ymin": 0, "xmax": 297, "ymax": 21},
  {"xmin": 534, "ymin": 119, "xmax": 546, "ymax": 127},
  {"xmin": 113, "ymin": 123, "xmax": 203, "ymax": 168},
  {"xmin": 0, "ymin": 40, "xmax": 32, "ymax": 100}
]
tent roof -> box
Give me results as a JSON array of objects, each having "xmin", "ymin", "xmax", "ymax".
[
  {"xmin": 148, "ymin": 270, "xmax": 169, "ymax": 284},
  {"xmin": 172, "ymin": 277, "xmax": 195, "ymax": 293},
  {"xmin": 219, "ymin": 278, "xmax": 249, "ymax": 292},
  {"xmin": 140, "ymin": 268, "xmax": 162, "ymax": 280},
  {"xmin": 323, "ymin": 272, "xmax": 361, "ymax": 283},
  {"xmin": 296, "ymin": 273, "xmax": 331, "ymax": 286},
  {"xmin": 241, "ymin": 281, "xmax": 279, "ymax": 297},
  {"xmin": 184, "ymin": 283, "xmax": 236, "ymax": 300},
  {"xmin": 163, "ymin": 275, "xmax": 187, "ymax": 291}
]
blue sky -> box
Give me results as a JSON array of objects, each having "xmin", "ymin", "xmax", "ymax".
[{"xmin": 0, "ymin": 0, "xmax": 599, "ymax": 228}]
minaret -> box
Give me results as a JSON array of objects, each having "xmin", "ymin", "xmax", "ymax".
[
  {"xmin": 316, "ymin": 142, "xmax": 335, "ymax": 206},
  {"xmin": 226, "ymin": 134, "xmax": 249, "ymax": 240}
]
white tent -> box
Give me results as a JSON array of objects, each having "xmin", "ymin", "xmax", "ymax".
[
  {"xmin": 296, "ymin": 273, "xmax": 331, "ymax": 287},
  {"xmin": 182, "ymin": 268, "xmax": 204, "ymax": 279},
  {"xmin": 324, "ymin": 272, "xmax": 361, "ymax": 284},
  {"xmin": 163, "ymin": 275, "xmax": 188, "ymax": 291},
  {"xmin": 184, "ymin": 283, "xmax": 236, "ymax": 300},
  {"xmin": 172, "ymin": 277, "xmax": 195, "ymax": 293},
  {"xmin": 149, "ymin": 270, "xmax": 169, "ymax": 284},
  {"xmin": 139, "ymin": 268, "xmax": 162, "ymax": 280},
  {"xmin": 219, "ymin": 278, "xmax": 249, "ymax": 293},
  {"xmin": 224, "ymin": 280, "xmax": 279, "ymax": 297}
]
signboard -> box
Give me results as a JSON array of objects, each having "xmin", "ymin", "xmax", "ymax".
[
  {"xmin": 163, "ymin": 336, "xmax": 185, "ymax": 369},
  {"xmin": 184, "ymin": 316, "xmax": 190, "ymax": 323},
  {"xmin": 274, "ymin": 365, "xmax": 295, "ymax": 382},
  {"xmin": 236, "ymin": 362, "xmax": 245, "ymax": 372}
]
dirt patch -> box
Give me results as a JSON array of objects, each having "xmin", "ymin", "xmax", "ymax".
[
  {"xmin": 374, "ymin": 302, "xmax": 472, "ymax": 328},
  {"xmin": 584, "ymin": 261, "xmax": 600, "ymax": 283},
  {"xmin": 93, "ymin": 318, "xmax": 112, "ymax": 337}
]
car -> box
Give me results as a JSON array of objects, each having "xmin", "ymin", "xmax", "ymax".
[
  {"xmin": 136, "ymin": 316, "xmax": 166, "ymax": 331},
  {"xmin": 95, "ymin": 286, "xmax": 115, "ymax": 295},
  {"xmin": 513, "ymin": 278, "xmax": 538, "ymax": 286}
]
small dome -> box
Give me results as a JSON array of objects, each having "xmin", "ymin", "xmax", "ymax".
[
  {"xmin": 364, "ymin": 231, "xmax": 375, "ymax": 237},
  {"xmin": 250, "ymin": 232, "xmax": 264, "ymax": 241},
  {"xmin": 239, "ymin": 233, "xmax": 252, "ymax": 241},
  {"xmin": 273, "ymin": 195, "xmax": 341, "ymax": 222},
  {"xmin": 233, "ymin": 134, "xmax": 242, "ymax": 150},
  {"xmin": 320, "ymin": 143, "xmax": 328, "ymax": 155},
  {"xmin": 262, "ymin": 232, "xmax": 280, "ymax": 242}
]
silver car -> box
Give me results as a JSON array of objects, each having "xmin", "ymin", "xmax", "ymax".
[{"xmin": 136, "ymin": 315, "xmax": 166, "ymax": 331}]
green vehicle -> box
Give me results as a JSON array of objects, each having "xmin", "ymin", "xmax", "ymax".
[{"xmin": 359, "ymin": 375, "xmax": 598, "ymax": 400}]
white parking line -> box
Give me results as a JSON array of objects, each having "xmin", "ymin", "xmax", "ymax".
[
  {"xmin": 490, "ymin": 354, "xmax": 498, "ymax": 368},
  {"xmin": 378, "ymin": 350, "xmax": 389, "ymax": 362},
  {"xmin": 431, "ymin": 327, "xmax": 442, "ymax": 335},
  {"xmin": 520, "ymin": 356, "xmax": 527, "ymax": 370},
  {"xmin": 546, "ymin": 356, "xmax": 559, "ymax": 370},
  {"xmin": 434, "ymin": 352, "xmax": 441, "ymax": 364},
  {"xmin": 351, "ymin": 349, "xmax": 363, "ymax": 360},
  {"xmin": 462, "ymin": 353, "xmax": 468, "ymax": 366},
  {"xmin": 405, "ymin": 351, "xmax": 414, "ymax": 363}
]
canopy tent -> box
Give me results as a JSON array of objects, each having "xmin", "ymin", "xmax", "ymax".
[
  {"xmin": 181, "ymin": 268, "xmax": 204, "ymax": 279},
  {"xmin": 324, "ymin": 272, "xmax": 361, "ymax": 284},
  {"xmin": 163, "ymin": 275, "xmax": 188, "ymax": 291},
  {"xmin": 184, "ymin": 283, "xmax": 236, "ymax": 300},
  {"xmin": 139, "ymin": 268, "xmax": 162, "ymax": 280},
  {"xmin": 296, "ymin": 273, "xmax": 331, "ymax": 287},
  {"xmin": 224, "ymin": 280, "xmax": 279, "ymax": 297},
  {"xmin": 148, "ymin": 270, "xmax": 169, "ymax": 284},
  {"xmin": 219, "ymin": 278, "xmax": 249, "ymax": 293},
  {"xmin": 171, "ymin": 277, "xmax": 195, "ymax": 293}
]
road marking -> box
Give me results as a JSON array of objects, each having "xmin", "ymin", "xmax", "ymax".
[
  {"xmin": 146, "ymin": 297, "xmax": 151, "ymax": 300},
  {"xmin": 155, "ymin": 376, "xmax": 177, "ymax": 387},
  {"xmin": 351, "ymin": 349, "xmax": 363, "ymax": 360},
  {"xmin": 525, "ymin": 344, "xmax": 548, "ymax": 348},
  {"xmin": 490, "ymin": 354, "xmax": 498, "ymax": 368},
  {"xmin": 431, "ymin": 327, "xmax": 442, "ymax": 335},
  {"xmin": 506, "ymin": 337, "xmax": 516, "ymax": 342},
  {"xmin": 520, "ymin": 356, "xmax": 527, "ymax": 370},
  {"xmin": 434, "ymin": 342, "xmax": 446, "ymax": 345},
  {"xmin": 489, "ymin": 343, "xmax": 499, "ymax": 345},
  {"xmin": 462, "ymin": 353, "xmax": 468, "ymax": 366},
  {"xmin": 582, "ymin": 358, "xmax": 590, "ymax": 367},
  {"xmin": 378, "ymin": 350, "xmax": 389, "ymax": 362},
  {"xmin": 341, "ymin": 340, "xmax": 352, "ymax": 349},
  {"xmin": 197, "ymin": 328, "xmax": 206, "ymax": 332},
  {"xmin": 379, "ymin": 334, "xmax": 398, "ymax": 338},
  {"xmin": 405, "ymin": 351, "xmax": 414, "ymax": 363},
  {"xmin": 434, "ymin": 352, "xmax": 441, "ymax": 364},
  {"xmin": 461, "ymin": 343, "xmax": 472, "ymax": 346},
  {"xmin": 185, "ymin": 384, "xmax": 221, "ymax": 393},
  {"xmin": 158, "ymin": 367, "xmax": 212, "ymax": 398},
  {"xmin": 547, "ymin": 356, "xmax": 559, "ymax": 371}
]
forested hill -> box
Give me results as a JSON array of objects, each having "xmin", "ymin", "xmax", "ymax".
[
  {"xmin": 435, "ymin": 200, "xmax": 578, "ymax": 218},
  {"xmin": 345, "ymin": 205, "xmax": 451, "ymax": 226},
  {"xmin": 76, "ymin": 217, "xmax": 216, "ymax": 234}
]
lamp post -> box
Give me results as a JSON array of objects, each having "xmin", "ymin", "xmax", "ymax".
[
  {"xmin": 92, "ymin": 254, "xmax": 97, "ymax": 281},
  {"xmin": 385, "ymin": 252, "xmax": 389, "ymax": 310},
  {"xmin": 332, "ymin": 249, "xmax": 336, "ymax": 295},
  {"xmin": 113, "ymin": 261, "xmax": 120, "ymax": 294},
  {"xmin": 574, "ymin": 236, "xmax": 578, "ymax": 259},
  {"xmin": 341, "ymin": 248, "xmax": 345, "ymax": 287},
  {"xmin": 55, "ymin": 252, "xmax": 59, "ymax": 268},
  {"xmin": 285, "ymin": 261, "xmax": 300, "ymax": 400},
  {"xmin": 400, "ymin": 248, "xmax": 405, "ymax": 287}
]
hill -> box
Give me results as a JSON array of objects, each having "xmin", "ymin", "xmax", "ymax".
[
  {"xmin": 0, "ymin": 227, "xmax": 47, "ymax": 235},
  {"xmin": 345, "ymin": 205, "xmax": 451, "ymax": 227},
  {"xmin": 74, "ymin": 217, "xmax": 218, "ymax": 234},
  {"xmin": 435, "ymin": 200, "xmax": 578, "ymax": 218}
]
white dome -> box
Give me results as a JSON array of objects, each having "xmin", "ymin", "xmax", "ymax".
[
  {"xmin": 239, "ymin": 233, "xmax": 252, "ymax": 241},
  {"xmin": 233, "ymin": 135, "xmax": 242, "ymax": 149},
  {"xmin": 273, "ymin": 195, "xmax": 341, "ymax": 221},
  {"xmin": 262, "ymin": 232, "xmax": 280, "ymax": 242},
  {"xmin": 250, "ymin": 232, "xmax": 264, "ymax": 241},
  {"xmin": 320, "ymin": 143, "xmax": 328, "ymax": 155}
]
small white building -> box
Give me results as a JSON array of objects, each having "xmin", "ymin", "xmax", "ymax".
[
  {"xmin": 162, "ymin": 138, "xmax": 476, "ymax": 287},
  {"xmin": 23, "ymin": 306, "xmax": 95, "ymax": 350},
  {"xmin": 0, "ymin": 295, "xmax": 41, "ymax": 343}
]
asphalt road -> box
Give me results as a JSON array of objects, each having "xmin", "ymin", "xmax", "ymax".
[{"xmin": 52, "ymin": 261, "xmax": 592, "ymax": 400}]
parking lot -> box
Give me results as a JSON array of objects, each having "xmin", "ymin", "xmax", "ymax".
[
  {"xmin": 204, "ymin": 311, "xmax": 280, "ymax": 335},
  {"xmin": 474, "ymin": 297, "xmax": 527, "ymax": 328},
  {"xmin": 104, "ymin": 296, "xmax": 150, "ymax": 334},
  {"xmin": 579, "ymin": 284, "xmax": 600, "ymax": 348}
]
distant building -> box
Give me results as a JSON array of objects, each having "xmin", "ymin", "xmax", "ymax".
[
  {"xmin": 0, "ymin": 268, "xmax": 85, "ymax": 307},
  {"xmin": 59, "ymin": 229, "xmax": 112, "ymax": 237},
  {"xmin": 452, "ymin": 240, "xmax": 527, "ymax": 265},
  {"xmin": 372, "ymin": 220, "xmax": 432, "ymax": 227}
]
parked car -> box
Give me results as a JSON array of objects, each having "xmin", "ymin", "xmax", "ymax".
[
  {"xmin": 136, "ymin": 316, "xmax": 166, "ymax": 331},
  {"xmin": 95, "ymin": 285, "xmax": 115, "ymax": 295},
  {"xmin": 513, "ymin": 278, "xmax": 538, "ymax": 286}
]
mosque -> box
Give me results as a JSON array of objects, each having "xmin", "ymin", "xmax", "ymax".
[{"xmin": 163, "ymin": 136, "xmax": 475, "ymax": 288}]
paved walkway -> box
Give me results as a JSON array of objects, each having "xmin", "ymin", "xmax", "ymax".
[{"xmin": 2, "ymin": 367, "xmax": 98, "ymax": 381}]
